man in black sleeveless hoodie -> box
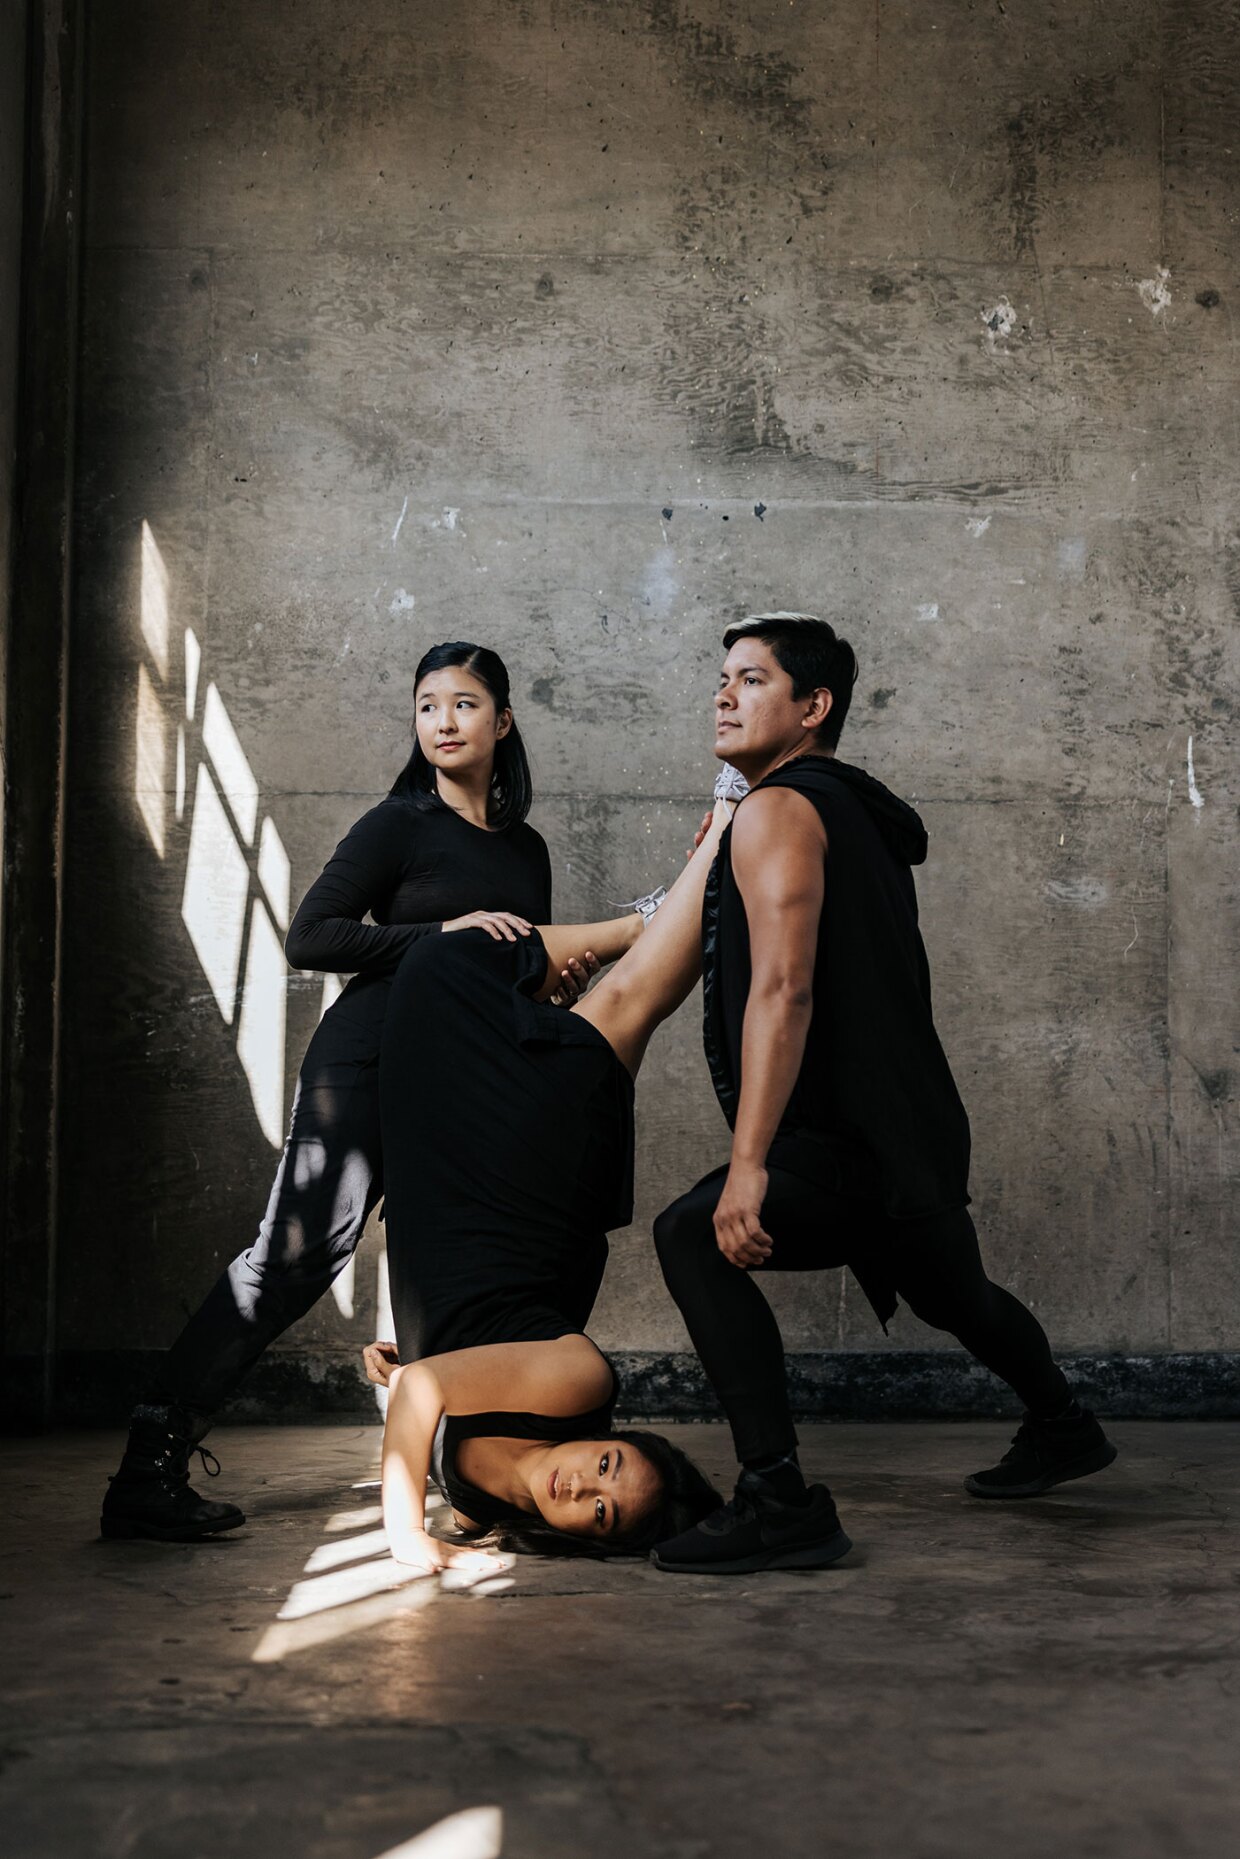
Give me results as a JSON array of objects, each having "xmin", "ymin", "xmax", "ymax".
[{"xmin": 651, "ymin": 614, "xmax": 1117, "ymax": 1575}]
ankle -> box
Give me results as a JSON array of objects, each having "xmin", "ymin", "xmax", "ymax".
[{"xmin": 743, "ymin": 1451, "xmax": 808, "ymax": 1505}]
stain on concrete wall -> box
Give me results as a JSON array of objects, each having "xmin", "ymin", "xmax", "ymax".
[{"xmin": 61, "ymin": 0, "xmax": 1240, "ymax": 1403}]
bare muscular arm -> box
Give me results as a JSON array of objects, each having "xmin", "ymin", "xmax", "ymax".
[{"xmin": 713, "ymin": 785, "xmax": 827, "ymax": 1268}]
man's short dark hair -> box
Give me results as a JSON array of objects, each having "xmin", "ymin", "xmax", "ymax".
[{"xmin": 722, "ymin": 611, "xmax": 859, "ymax": 749}]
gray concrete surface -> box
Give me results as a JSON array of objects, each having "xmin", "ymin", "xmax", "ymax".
[
  {"xmin": 3, "ymin": 1421, "xmax": 1237, "ymax": 1858},
  {"xmin": 22, "ymin": 0, "xmax": 1239, "ymax": 1406}
]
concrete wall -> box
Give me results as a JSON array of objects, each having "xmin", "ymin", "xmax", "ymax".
[{"xmin": 56, "ymin": 0, "xmax": 1239, "ymax": 1416}]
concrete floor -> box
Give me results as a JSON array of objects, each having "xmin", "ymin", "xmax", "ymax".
[{"xmin": 2, "ymin": 1422, "xmax": 1237, "ymax": 1859}]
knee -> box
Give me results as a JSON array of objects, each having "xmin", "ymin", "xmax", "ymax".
[
  {"xmin": 653, "ymin": 1194, "xmax": 713, "ymax": 1280},
  {"xmin": 898, "ymin": 1273, "xmax": 994, "ymax": 1338}
]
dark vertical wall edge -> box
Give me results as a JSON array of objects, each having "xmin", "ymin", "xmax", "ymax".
[{"xmin": 0, "ymin": 0, "xmax": 84, "ymax": 1420}]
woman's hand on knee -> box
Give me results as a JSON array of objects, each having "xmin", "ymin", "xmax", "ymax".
[
  {"xmin": 442, "ymin": 910, "xmax": 532, "ymax": 941},
  {"xmin": 363, "ymin": 1340, "xmax": 401, "ymax": 1386}
]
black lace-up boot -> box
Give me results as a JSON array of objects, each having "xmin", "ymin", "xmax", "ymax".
[
  {"xmin": 100, "ymin": 1404, "xmax": 245, "ymax": 1541},
  {"xmin": 964, "ymin": 1407, "xmax": 1118, "ymax": 1500}
]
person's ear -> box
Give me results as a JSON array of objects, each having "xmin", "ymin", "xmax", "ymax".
[
  {"xmin": 496, "ymin": 706, "xmax": 513, "ymax": 740},
  {"xmin": 802, "ymin": 687, "xmax": 832, "ymax": 733}
]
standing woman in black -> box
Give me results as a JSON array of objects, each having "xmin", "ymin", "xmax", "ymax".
[{"xmin": 101, "ymin": 642, "xmax": 640, "ymax": 1542}]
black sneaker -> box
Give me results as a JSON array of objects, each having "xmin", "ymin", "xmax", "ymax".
[
  {"xmin": 650, "ymin": 1470, "xmax": 852, "ymax": 1574},
  {"xmin": 100, "ymin": 1404, "xmax": 245, "ymax": 1542},
  {"xmin": 964, "ymin": 1408, "xmax": 1118, "ymax": 1500}
]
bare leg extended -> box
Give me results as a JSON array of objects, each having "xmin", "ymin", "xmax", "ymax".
[{"xmin": 557, "ymin": 799, "xmax": 731, "ymax": 1074}]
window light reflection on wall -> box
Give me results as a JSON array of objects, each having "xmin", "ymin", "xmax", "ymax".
[{"xmin": 133, "ymin": 522, "xmax": 291, "ymax": 1151}]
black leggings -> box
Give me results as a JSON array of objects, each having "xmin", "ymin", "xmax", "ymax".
[
  {"xmin": 155, "ymin": 1000, "xmax": 384, "ymax": 1415},
  {"xmin": 654, "ymin": 1164, "xmax": 1070, "ymax": 1465}
]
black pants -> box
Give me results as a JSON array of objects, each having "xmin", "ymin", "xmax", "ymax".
[
  {"xmin": 654, "ymin": 1163, "xmax": 1070, "ymax": 1465},
  {"xmin": 156, "ymin": 999, "xmax": 384, "ymax": 1415}
]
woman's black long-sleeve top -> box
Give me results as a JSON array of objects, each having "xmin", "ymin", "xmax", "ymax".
[{"xmin": 285, "ymin": 797, "xmax": 553, "ymax": 1029}]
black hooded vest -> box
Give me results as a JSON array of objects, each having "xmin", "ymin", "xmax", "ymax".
[{"xmin": 701, "ymin": 754, "xmax": 971, "ymax": 1221}]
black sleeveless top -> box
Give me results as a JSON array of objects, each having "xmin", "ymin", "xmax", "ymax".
[
  {"xmin": 434, "ymin": 1389, "xmax": 617, "ymax": 1530},
  {"xmin": 702, "ymin": 754, "xmax": 971, "ymax": 1221}
]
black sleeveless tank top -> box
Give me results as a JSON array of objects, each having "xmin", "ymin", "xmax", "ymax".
[{"xmin": 701, "ymin": 754, "xmax": 971, "ymax": 1221}]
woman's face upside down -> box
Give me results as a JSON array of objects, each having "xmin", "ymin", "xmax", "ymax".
[{"xmin": 529, "ymin": 1439, "xmax": 660, "ymax": 1541}]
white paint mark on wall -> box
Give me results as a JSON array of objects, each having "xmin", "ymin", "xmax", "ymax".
[
  {"xmin": 981, "ymin": 298, "xmax": 1016, "ymax": 341},
  {"xmin": 641, "ymin": 546, "xmax": 679, "ymax": 617},
  {"xmin": 389, "ymin": 589, "xmax": 416, "ymax": 616},
  {"xmin": 1186, "ymin": 734, "xmax": 1205, "ymax": 809},
  {"xmin": 431, "ymin": 507, "xmax": 461, "ymax": 532},
  {"xmin": 1046, "ymin": 878, "xmax": 1108, "ymax": 907},
  {"xmin": 1058, "ymin": 537, "xmax": 1088, "ymax": 579},
  {"xmin": 965, "ymin": 515, "xmax": 991, "ymax": 538},
  {"xmin": 1137, "ymin": 268, "xmax": 1171, "ymax": 316},
  {"xmin": 915, "ymin": 601, "xmax": 941, "ymax": 622},
  {"xmin": 391, "ymin": 495, "xmax": 408, "ymax": 547}
]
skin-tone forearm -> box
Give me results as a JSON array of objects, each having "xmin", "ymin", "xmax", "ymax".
[
  {"xmin": 381, "ymin": 1361, "xmax": 445, "ymax": 1561},
  {"xmin": 712, "ymin": 786, "xmax": 826, "ymax": 1268},
  {"xmin": 732, "ymin": 987, "xmax": 814, "ymax": 1170}
]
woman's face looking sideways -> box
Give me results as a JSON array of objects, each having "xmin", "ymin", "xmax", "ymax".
[
  {"xmin": 531, "ymin": 1440, "xmax": 660, "ymax": 1542},
  {"xmin": 414, "ymin": 666, "xmax": 511, "ymax": 779}
]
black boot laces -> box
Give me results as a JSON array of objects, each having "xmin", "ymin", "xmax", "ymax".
[{"xmin": 194, "ymin": 1446, "xmax": 222, "ymax": 1478}]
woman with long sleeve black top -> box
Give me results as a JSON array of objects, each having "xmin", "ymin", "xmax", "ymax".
[{"xmin": 101, "ymin": 642, "xmax": 639, "ymax": 1544}]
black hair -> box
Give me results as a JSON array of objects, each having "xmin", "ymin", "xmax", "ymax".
[
  {"xmin": 722, "ymin": 611, "xmax": 859, "ymax": 749},
  {"xmin": 388, "ymin": 640, "xmax": 534, "ymax": 831},
  {"xmin": 464, "ymin": 1430, "xmax": 723, "ymax": 1561}
]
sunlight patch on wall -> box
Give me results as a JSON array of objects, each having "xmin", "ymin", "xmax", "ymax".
[
  {"xmin": 236, "ymin": 897, "xmax": 288, "ymax": 1146},
  {"xmin": 139, "ymin": 520, "xmax": 170, "ymax": 679},
  {"xmin": 203, "ymin": 681, "xmax": 258, "ymax": 842},
  {"xmin": 181, "ymin": 762, "xmax": 250, "ymax": 1021},
  {"xmin": 258, "ymin": 815, "xmax": 291, "ymax": 928},
  {"xmin": 135, "ymin": 662, "xmax": 166, "ymax": 857},
  {"xmin": 184, "ymin": 625, "xmax": 201, "ymax": 718},
  {"xmin": 331, "ymin": 1252, "xmax": 356, "ymax": 1318}
]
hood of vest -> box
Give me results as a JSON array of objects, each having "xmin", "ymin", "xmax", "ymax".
[{"xmin": 783, "ymin": 757, "xmax": 928, "ymax": 866}]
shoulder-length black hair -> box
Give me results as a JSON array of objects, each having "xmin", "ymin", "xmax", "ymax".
[
  {"xmin": 388, "ymin": 640, "xmax": 534, "ymax": 831},
  {"xmin": 461, "ymin": 1429, "xmax": 723, "ymax": 1561}
]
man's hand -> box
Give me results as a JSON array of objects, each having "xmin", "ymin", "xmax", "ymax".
[
  {"xmin": 685, "ymin": 808, "xmax": 714, "ymax": 861},
  {"xmin": 713, "ymin": 1162, "xmax": 773, "ymax": 1268},
  {"xmin": 549, "ymin": 950, "xmax": 601, "ymax": 1007}
]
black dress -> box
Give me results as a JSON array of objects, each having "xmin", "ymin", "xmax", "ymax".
[
  {"xmin": 379, "ymin": 928, "xmax": 635, "ymax": 1366},
  {"xmin": 157, "ymin": 799, "xmax": 553, "ymax": 1413}
]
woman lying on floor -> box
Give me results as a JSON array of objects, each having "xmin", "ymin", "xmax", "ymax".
[{"xmin": 362, "ymin": 793, "xmax": 737, "ymax": 1571}]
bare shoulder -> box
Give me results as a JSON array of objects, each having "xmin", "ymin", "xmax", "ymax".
[
  {"xmin": 731, "ymin": 784, "xmax": 827, "ymax": 852},
  {"xmin": 537, "ymin": 1333, "xmax": 615, "ymax": 1416}
]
